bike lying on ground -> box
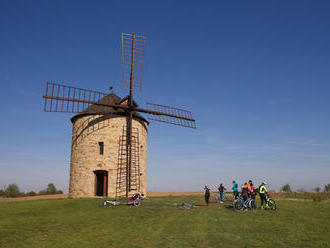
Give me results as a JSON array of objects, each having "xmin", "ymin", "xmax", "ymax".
[{"xmin": 100, "ymin": 193, "xmax": 141, "ymax": 207}]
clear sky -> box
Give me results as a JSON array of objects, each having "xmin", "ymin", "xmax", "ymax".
[{"xmin": 1, "ymin": 0, "xmax": 330, "ymax": 193}]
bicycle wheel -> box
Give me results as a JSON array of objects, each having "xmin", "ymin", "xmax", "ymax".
[
  {"xmin": 233, "ymin": 199, "xmax": 244, "ymax": 210},
  {"xmin": 267, "ymin": 199, "xmax": 276, "ymax": 210},
  {"xmin": 134, "ymin": 199, "xmax": 141, "ymax": 207},
  {"xmin": 249, "ymin": 199, "xmax": 257, "ymax": 210}
]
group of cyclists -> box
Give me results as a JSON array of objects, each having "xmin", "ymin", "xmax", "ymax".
[
  {"xmin": 233, "ymin": 180, "xmax": 268, "ymax": 209},
  {"xmin": 204, "ymin": 180, "xmax": 270, "ymax": 209}
]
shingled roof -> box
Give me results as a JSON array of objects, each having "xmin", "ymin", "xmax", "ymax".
[{"xmin": 70, "ymin": 93, "xmax": 148, "ymax": 124}]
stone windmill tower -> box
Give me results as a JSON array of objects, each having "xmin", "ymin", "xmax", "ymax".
[
  {"xmin": 69, "ymin": 93, "xmax": 149, "ymax": 198},
  {"xmin": 43, "ymin": 33, "xmax": 196, "ymax": 198}
]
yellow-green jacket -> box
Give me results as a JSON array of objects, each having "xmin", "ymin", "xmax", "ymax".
[{"xmin": 258, "ymin": 185, "xmax": 267, "ymax": 194}]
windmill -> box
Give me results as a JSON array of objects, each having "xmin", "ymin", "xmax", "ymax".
[{"xmin": 43, "ymin": 33, "xmax": 196, "ymax": 198}]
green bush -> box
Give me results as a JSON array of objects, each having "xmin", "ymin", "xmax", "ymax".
[
  {"xmin": 46, "ymin": 183, "xmax": 57, "ymax": 194},
  {"xmin": 18, "ymin": 192, "xmax": 26, "ymax": 197},
  {"xmin": 38, "ymin": 184, "xmax": 63, "ymax": 195},
  {"xmin": 38, "ymin": 190, "xmax": 47, "ymax": 195},
  {"xmin": 281, "ymin": 184, "xmax": 292, "ymax": 192},
  {"xmin": 0, "ymin": 189, "xmax": 5, "ymax": 197},
  {"xmin": 5, "ymin": 184, "xmax": 20, "ymax": 198},
  {"xmin": 26, "ymin": 191, "xmax": 37, "ymax": 196},
  {"xmin": 312, "ymin": 194, "xmax": 322, "ymax": 202}
]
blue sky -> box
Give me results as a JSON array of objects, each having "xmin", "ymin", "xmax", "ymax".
[{"xmin": 1, "ymin": 0, "xmax": 330, "ymax": 192}]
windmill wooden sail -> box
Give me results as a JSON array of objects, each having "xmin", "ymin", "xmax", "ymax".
[{"xmin": 43, "ymin": 33, "xmax": 196, "ymax": 198}]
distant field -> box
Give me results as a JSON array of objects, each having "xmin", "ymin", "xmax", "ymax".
[{"xmin": 1, "ymin": 195, "xmax": 330, "ymax": 248}]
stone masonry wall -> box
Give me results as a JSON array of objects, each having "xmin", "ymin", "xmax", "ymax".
[{"xmin": 69, "ymin": 115, "xmax": 148, "ymax": 198}]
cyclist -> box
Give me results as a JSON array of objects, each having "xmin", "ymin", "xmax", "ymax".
[
  {"xmin": 258, "ymin": 182, "xmax": 268, "ymax": 209},
  {"xmin": 243, "ymin": 181, "xmax": 255, "ymax": 209},
  {"xmin": 204, "ymin": 185, "xmax": 210, "ymax": 206},
  {"xmin": 218, "ymin": 183, "xmax": 226, "ymax": 203},
  {"xmin": 232, "ymin": 180, "xmax": 239, "ymax": 199},
  {"xmin": 241, "ymin": 182, "xmax": 249, "ymax": 202},
  {"xmin": 250, "ymin": 182, "xmax": 256, "ymax": 199},
  {"xmin": 247, "ymin": 180, "xmax": 253, "ymax": 190}
]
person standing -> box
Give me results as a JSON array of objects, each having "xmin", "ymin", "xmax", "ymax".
[
  {"xmin": 258, "ymin": 182, "xmax": 268, "ymax": 209},
  {"xmin": 204, "ymin": 185, "xmax": 210, "ymax": 206},
  {"xmin": 218, "ymin": 183, "xmax": 226, "ymax": 203},
  {"xmin": 250, "ymin": 183, "xmax": 256, "ymax": 199},
  {"xmin": 232, "ymin": 180, "xmax": 239, "ymax": 199},
  {"xmin": 241, "ymin": 182, "xmax": 249, "ymax": 202}
]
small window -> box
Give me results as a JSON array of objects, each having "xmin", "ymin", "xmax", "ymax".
[{"xmin": 98, "ymin": 142, "xmax": 104, "ymax": 155}]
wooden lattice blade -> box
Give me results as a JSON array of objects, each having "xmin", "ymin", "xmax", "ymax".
[
  {"xmin": 138, "ymin": 103, "xmax": 197, "ymax": 129},
  {"xmin": 43, "ymin": 82, "xmax": 121, "ymax": 113},
  {"xmin": 122, "ymin": 33, "xmax": 146, "ymax": 92}
]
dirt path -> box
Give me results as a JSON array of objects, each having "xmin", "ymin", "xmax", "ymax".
[
  {"xmin": 147, "ymin": 192, "xmax": 203, "ymax": 197},
  {"xmin": 0, "ymin": 194, "xmax": 68, "ymax": 202},
  {"xmin": 0, "ymin": 192, "xmax": 203, "ymax": 202}
]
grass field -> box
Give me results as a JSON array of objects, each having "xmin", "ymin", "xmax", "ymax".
[{"xmin": 1, "ymin": 195, "xmax": 330, "ymax": 248}]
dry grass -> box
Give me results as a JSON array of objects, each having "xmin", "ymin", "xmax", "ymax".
[
  {"xmin": 0, "ymin": 194, "xmax": 68, "ymax": 202},
  {"xmin": 0, "ymin": 192, "xmax": 202, "ymax": 202}
]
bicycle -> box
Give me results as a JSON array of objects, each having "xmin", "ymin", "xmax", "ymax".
[
  {"xmin": 215, "ymin": 191, "xmax": 230, "ymax": 203},
  {"xmin": 262, "ymin": 193, "xmax": 276, "ymax": 210},
  {"xmin": 100, "ymin": 193, "xmax": 141, "ymax": 207},
  {"xmin": 233, "ymin": 195, "xmax": 244, "ymax": 210},
  {"xmin": 245, "ymin": 197, "xmax": 257, "ymax": 210},
  {"xmin": 233, "ymin": 193, "xmax": 256, "ymax": 211}
]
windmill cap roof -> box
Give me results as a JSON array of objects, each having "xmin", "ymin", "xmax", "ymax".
[{"xmin": 70, "ymin": 92, "xmax": 149, "ymax": 124}]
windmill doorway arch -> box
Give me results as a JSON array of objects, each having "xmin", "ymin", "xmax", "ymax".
[{"xmin": 94, "ymin": 170, "xmax": 108, "ymax": 196}]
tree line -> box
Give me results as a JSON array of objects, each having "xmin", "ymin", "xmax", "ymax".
[
  {"xmin": 280, "ymin": 183, "xmax": 330, "ymax": 193},
  {"xmin": 0, "ymin": 183, "xmax": 63, "ymax": 198}
]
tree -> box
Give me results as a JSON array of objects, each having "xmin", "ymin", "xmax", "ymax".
[
  {"xmin": 281, "ymin": 184, "xmax": 291, "ymax": 192},
  {"xmin": 314, "ymin": 187, "xmax": 320, "ymax": 192},
  {"xmin": 5, "ymin": 184, "xmax": 20, "ymax": 197},
  {"xmin": 324, "ymin": 184, "xmax": 330, "ymax": 192},
  {"xmin": 0, "ymin": 189, "xmax": 5, "ymax": 197},
  {"xmin": 26, "ymin": 191, "xmax": 37, "ymax": 196},
  {"xmin": 46, "ymin": 183, "xmax": 57, "ymax": 194},
  {"xmin": 38, "ymin": 190, "xmax": 47, "ymax": 195}
]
